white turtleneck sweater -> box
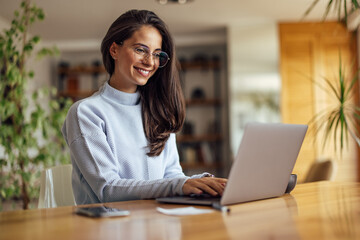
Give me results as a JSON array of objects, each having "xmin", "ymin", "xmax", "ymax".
[{"xmin": 62, "ymin": 82, "xmax": 206, "ymax": 205}]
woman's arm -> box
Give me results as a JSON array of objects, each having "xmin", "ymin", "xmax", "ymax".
[{"xmin": 68, "ymin": 134, "xmax": 189, "ymax": 202}]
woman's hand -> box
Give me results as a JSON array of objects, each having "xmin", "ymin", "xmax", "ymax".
[{"xmin": 182, "ymin": 177, "xmax": 228, "ymax": 196}]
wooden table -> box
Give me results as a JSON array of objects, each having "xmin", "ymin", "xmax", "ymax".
[{"xmin": 1, "ymin": 181, "xmax": 360, "ymax": 240}]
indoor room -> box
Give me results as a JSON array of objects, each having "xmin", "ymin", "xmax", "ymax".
[{"xmin": 1, "ymin": 0, "xmax": 360, "ymax": 239}]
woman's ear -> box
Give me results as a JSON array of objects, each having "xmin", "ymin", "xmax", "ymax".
[{"xmin": 109, "ymin": 42, "xmax": 118, "ymax": 60}]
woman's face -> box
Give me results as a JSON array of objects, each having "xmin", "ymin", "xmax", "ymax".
[{"xmin": 109, "ymin": 25, "xmax": 163, "ymax": 93}]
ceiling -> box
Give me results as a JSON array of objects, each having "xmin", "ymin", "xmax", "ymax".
[{"xmin": 0, "ymin": 0, "xmax": 332, "ymax": 43}]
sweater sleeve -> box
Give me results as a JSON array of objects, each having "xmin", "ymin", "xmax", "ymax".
[
  {"xmin": 63, "ymin": 104, "xmax": 189, "ymax": 203},
  {"xmin": 69, "ymin": 136, "xmax": 188, "ymax": 202}
]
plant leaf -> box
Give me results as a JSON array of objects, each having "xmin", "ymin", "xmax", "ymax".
[{"xmin": 302, "ymin": 0, "xmax": 321, "ymax": 19}]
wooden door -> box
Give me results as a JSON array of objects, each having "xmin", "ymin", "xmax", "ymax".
[{"xmin": 279, "ymin": 22, "xmax": 358, "ymax": 182}]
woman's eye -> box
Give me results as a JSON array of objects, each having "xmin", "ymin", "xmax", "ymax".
[
  {"xmin": 135, "ymin": 48, "xmax": 146, "ymax": 54},
  {"xmin": 153, "ymin": 52, "xmax": 161, "ymax": 58}
]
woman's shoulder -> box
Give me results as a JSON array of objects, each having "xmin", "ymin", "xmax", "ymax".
[
  {"xmin": 67, "ymin": 92, "xmax": 105, "ymax": 118},
  {"xmin": 64, "ymin": 92, "xmax": 109, "ymax": 135}
]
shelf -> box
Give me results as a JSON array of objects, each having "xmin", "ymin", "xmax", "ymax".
[
  {"xmin": 177, "ymin": 134, "xmax": 222, "ymax": 143},
  {"xmin": 59, "ymin": 90, "xmax": 96, "ymax": 99},
  {"xmin": 186, "ymin": 98, "xmax": 221, "ymax": 106},
  {"xmin": 58, "ymin": 66, "xmax": 106, "ymax": 75},
  {"xmin": 180, "ymin": 60, "xmax": 220, "ymax": 70},
  {"xmin": 180, "ymin": 162, "xmax": 221, "ymax": 170}
]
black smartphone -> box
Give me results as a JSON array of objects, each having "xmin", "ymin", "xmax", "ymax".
[{"xmin": 75, "ymin": 206, "xmax": 130, "ymax": 218}]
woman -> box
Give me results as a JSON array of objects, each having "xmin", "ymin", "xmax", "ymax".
[{"xmin": 62, "ymin": 9, "xmax": 227, "ymax": 205}]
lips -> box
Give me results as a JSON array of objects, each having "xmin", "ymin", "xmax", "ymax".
[{"xmin": 134, "ymin": 67, "xmax": 151, "ymax": 77}]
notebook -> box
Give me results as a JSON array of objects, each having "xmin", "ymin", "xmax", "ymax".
[{"xmin": 156, "ymin": 122, "xmax": 307, "ymax": 206}]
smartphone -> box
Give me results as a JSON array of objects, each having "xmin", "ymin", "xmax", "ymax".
[{"xmin": 75, "ymin": 206, "xmax": 130, "ymax": 218}]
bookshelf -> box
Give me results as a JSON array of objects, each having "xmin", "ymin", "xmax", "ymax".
[
  {"xmin": 57, "ymin": 62, "xmax": 107, "ymax": 102},
  {"xmin": 176, "ymin": 50, "xmax": 228, "ymax": 176}
]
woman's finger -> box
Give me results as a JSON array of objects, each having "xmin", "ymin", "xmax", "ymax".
[
  {"xmin": 194, "ymin": 181, "xmax": 219, "ymax": 196},
  {"xmin": 183, "ymin": 178, "xmax": 227, "ymax": 196}
]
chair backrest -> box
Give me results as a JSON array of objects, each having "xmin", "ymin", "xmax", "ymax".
[
  {"xmin": 304, "ymin": 159, "xmax": 336, "ymax": 183},
  {"xmin": 38, "ymin": 164, "xmax": 76, "ymax": 208}
]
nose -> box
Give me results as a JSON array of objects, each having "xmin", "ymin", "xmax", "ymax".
[{"xmin": 142, "ymin": 54, "xmax": 156, "ymax": 67}]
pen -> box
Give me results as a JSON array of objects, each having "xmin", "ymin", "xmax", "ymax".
[{"xmin": 212, "ymin": 203, "xmax": 230, "ymax": 213}]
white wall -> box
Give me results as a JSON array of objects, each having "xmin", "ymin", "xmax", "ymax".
[
  {"xmin": 227, "ymin": 22, "xmax": 281, "ymax": 156},
  {"xmin": 174, "ymin": 29, "xmax": 227, "ymax": 47},
  {"xmin": 0, "ymin": 15, "xmax": 9, "ymax": 30}
]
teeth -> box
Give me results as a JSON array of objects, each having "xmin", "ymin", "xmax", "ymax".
[{"xmin": 138, "ymin": 69, "xmax": 149, "ymax": 74}]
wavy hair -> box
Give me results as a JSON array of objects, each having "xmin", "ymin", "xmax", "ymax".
[{"xmin": 101, "ymin": 10, "xmax": 185, "ymax": 156}]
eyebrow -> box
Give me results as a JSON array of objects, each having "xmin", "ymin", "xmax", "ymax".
[{"xmin": 133, "ymin": 43, "xmax": 162, "ymax": 52}]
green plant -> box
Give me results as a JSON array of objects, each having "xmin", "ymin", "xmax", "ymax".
[
  {"xmin": 303, "ymin": 0, "xmax": 360, "ymax": 23},
  {"xmin": 0, "ymin": 0, "xmax": 72, "ymax": 210},
  {"xmin": 309, "ymin": 55, "xmax": 360, "ymax": 154}
]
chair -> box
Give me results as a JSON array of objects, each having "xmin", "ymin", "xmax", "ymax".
[
  {"xmin": 38, "ymin": 164, "xmax": 76, "ymax": 208},
  {"xmin": 303, "ymin": 159, "xmax": 336, "ymax": 183}
]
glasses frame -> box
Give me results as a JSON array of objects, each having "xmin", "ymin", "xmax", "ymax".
[{"xmin": 118, "ymin": 42, "xmax": 170, "ymax": 68}]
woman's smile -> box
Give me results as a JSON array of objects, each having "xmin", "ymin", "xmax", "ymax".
[{"xmin": 134, "ymin": 66, "xmax": 152, "ymax": 77}]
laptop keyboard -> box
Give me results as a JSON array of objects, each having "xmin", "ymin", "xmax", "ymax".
[{"xmin": 189, "ymin": 193, "xmax": 221, "ymax": 199}]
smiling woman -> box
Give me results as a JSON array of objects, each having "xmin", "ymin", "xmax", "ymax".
[
  {"xmin": 108, "ymin": 25, "xmax": 165, "ymax": 93},
  {"xmin": 61, "ymin": 9, "xmax": 227, "ymax": 206}
]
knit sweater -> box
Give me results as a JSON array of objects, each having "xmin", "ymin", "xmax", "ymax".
[{"xmin": 62, "ymin": 82, "xmax": 200, "ymax": 205}]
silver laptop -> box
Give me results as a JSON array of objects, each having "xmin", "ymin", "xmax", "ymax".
[{"xmin": 156, "ymin": 122, "xmax": 307, "ymax": 206}]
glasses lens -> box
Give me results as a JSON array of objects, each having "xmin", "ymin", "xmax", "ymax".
[{"xmin": 158, "ymin": 52, "xmax": 169, "ymax": 68}]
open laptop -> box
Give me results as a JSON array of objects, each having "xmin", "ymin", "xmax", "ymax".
[{"xmin": 156, "ymin": 122, "xmax": 307, "ymax": 207}]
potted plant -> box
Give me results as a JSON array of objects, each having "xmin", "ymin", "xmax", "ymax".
[
  {"xmin": 309, "ymin": 55, "xmax": 360, "ymax": 154},
  {"xmin": 302, "ymin": 1, "xmax": 360, "ymax": 154},
  {"xmin": 0, "ymin": 0, "xmax": 72, "ymax": 210}
]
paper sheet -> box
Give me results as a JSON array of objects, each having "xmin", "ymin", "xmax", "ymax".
[{"xmin": 156, "ymin": 207, "xmax": 214, "ymax": 216}]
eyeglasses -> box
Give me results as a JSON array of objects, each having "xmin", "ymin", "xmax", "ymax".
[{"xmin": 120, "ymin": 43, "xmax": 170, "ymax": 68}]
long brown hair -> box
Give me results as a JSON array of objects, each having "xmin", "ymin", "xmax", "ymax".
[{"xmin": 101, "ymin": 10, "xmax": 185, "ymax": 156}]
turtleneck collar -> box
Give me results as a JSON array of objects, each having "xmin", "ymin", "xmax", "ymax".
[{"xmin": 101, "ymin": 81, "xmax": 140, "ymax": 106}]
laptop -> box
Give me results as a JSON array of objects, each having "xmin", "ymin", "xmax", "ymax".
[{"xmin": 156, "ymin": 122, "xmax": 307, "ymax": 207}]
